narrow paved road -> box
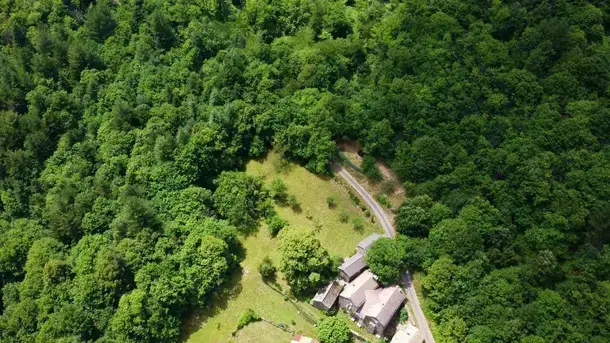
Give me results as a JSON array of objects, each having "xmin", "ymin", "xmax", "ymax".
[
  {"xmin": 334, "ymin": 164, "xmax": 435, "ymax": 343},
  {"xmin": 335, "ymin": 166, "xmax": 394, "ymax": 237}
]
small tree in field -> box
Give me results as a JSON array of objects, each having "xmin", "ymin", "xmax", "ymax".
[
  {"xmin": 351, "ymin": 218, "xmax": 364, "ymax": 232},
  {"xmin": 258, "ymin": 256, "xmax": 276, "ymax": 280},
  {"xmin": 270, "ymin": 178, "xmax": 288, "ymax": 202},
  {"xmin": 266, "ymin": 215, "xmax": 287, "ymax": 237},
  {"xmin": 237, "ymin": 309, "xmax": 260, "ymax": 330},
  {"xmin": 287, "ymin": 194, "xmax": 300, "ymax": 211},
  {"xmin": 326, "ymin": 195, "xmax": 337, "ymax": 208}
]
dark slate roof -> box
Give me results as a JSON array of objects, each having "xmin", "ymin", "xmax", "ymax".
[
  {"xmin": 357, "ymin": 233, "xmax": 382, "ymax": 253},
  {"xmin": 339, "ymin": 252, "xmax": 367, "ymax": 279},
  {"xmin": 360, "ymin": 286, "xmax": 405, "ymax": 327},
  {"xmin": 312, "ymin": 280, "xmax": 343, "ymax": 308}
]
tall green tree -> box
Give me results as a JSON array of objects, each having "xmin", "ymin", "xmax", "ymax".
[
  {"xmin": 278, "ymin": 228, "xmax": 334, "ymax": 294},
  {"xmin": 213, "ymin": 171, "xmax": 271, "ymax": 230},
  {"xmin": 365, "ymin": 237, "xmax": 407, "ymax": 284}
]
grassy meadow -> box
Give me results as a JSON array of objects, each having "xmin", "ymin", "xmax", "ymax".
[{"xmin": 184, "ymin": 152, "xmax": 382, "ymax": 343}]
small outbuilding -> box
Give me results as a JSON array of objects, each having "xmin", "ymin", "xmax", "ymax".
[
  {"xmin": 391, "ymin": 323, "xmax": 424, "ymax": 343},
  {"xmin": 291, "ymin": 334, "xmax": 320, "ymax": 343},
  {"xmin": 356, "ymin": 233, "xmax": 382, "ymax": 255},
  {"xmin": 311, "ymin": 280, "xmax": 343, "ymax": 311},
  {"xmin": 339, "ymin": 252, "xmax": 367, "ymax": 282}
]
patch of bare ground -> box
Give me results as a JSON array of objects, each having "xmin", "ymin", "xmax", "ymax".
[
  {"xmin": 337, "ymin": 140, "xmax": 363, "ymax": 165},
  {"xmin": 376, "ymin": 162, "xmax": 405, "ymax": 197},
  {"xmin": 337, "ymin": 140, "xmax": 406, "ymax": 210}
]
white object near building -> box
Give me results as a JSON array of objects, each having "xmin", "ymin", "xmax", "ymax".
[{"xmin": 391, "ymin": 323, "xmax": 424, "ymax": 343}]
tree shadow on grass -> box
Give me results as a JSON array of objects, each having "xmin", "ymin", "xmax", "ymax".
[
  {"xmin": 313, "ymin": 171, "xmax": 332, "ymax": 182},
  {"xmin": 180, "ymin": 266, "xmax": 244, "ymax": 341},
  {"xmin": 262, "ymin": 282, "xmax": 320, "ymax": 326},
  {"xmin": 237, "ymin": 221, "xmax": 262, "ymax": 237}
]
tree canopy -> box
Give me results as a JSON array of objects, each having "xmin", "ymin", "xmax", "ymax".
[
  {"xmin": 1, "ymin": 0, "xmax": 610, "ymax": 341},
  {"xmin": 365, "ymin": 237, "xmax": 408, "ymax": 285},
  {"xmin": 316, "ymin": 316, "xmax": 352, "ymax": 343},
  {"xmin": 278, "ymin": 228, "xmax": 335, "ymax": 294}
]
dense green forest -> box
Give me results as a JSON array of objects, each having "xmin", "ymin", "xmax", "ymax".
[{"xmin": 1, "ymin": 0, "xmax": 609, "ymax": 341}]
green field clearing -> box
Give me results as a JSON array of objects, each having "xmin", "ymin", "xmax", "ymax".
[
  {"xmin": 184, "ymin": 152, "xmax": 382, "ymax": 343},
  {"xmin": 247, "ymin": 151, "xmax": 380, "ymax": 257}
]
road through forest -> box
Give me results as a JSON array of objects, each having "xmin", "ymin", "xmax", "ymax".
[{"xmin": 334, "ymin": 164, "xmax": 436, "ymax": 343}]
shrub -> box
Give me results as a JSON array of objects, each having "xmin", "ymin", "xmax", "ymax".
[
  {"xmin": 339, "ymin": 211, "xmax": 349, "ymax": 223},
  {"xmin": 266, "ymin": 215, "xmax": 288, "ymax": 236},
  {"xmin": 348, "ymin": 190, "xmax": 360, "ymax": 206},
  {"xmin": 287, "ymin": 194, "xmax": 300, "ymax": 211},
  {"xmin": 270, "ymin": 178, "xmax": 288, "ymax": 202},
  {"xmin": 237, "ymin": 309, "xmax": 260, "ymax": 330},
  {"xmin": 376, "ymin": 194, "xmax": 392, "ymax": 209},
  {"xmin": 352, "ymin": 218, "xmax": 364, "ymax": 231},
  {"xmin": 258, "ymin": 256, "xmax": 276, "ymax": 280},
  {"xmin": 399, "ymin": 307, "xmax": 409, "ymax": 323},
  {"xmin": 317, "ymin": 316, "xmax": 352, "ymax": 343},
  {"xmin": 361, "ymin": 155, "xmax": 383, "ymax": 182},
  {"xmin": 326, "ymin": 195, "xmax": 337, "ymax": 208}
]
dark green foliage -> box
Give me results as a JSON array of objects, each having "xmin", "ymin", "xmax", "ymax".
[
  {"xmin": 393, "ymin": 136, "xmax": 447, "ymax": 182},
  {"xmin": 266, "ymin": 215, "xmax": 287, "ymax": 236},
  {"xmin": 428, "ymin": 218, "xmax": 483, "ymax": 264},
  {"xmin": 399, "ymin": 307, "xmax": 408, "ymax": 323},
  {"xmin": 361, "ymin": 155, "xmax": 382, "ymax": 181},
  {"xmin": 338, "ymin": 211, "xmax": 349, "ymax": 223},
  {"xmin": 85, "ymin": 0, "xmax": 117, "ymax": 43},
  {"xmin": 396, "ymin": 195, "xmax": 450, "ymax": 237},
  {"xmin": 258, "ymin": 256, "xmax": 276, "ymax": 280},
  {"xmin": 0, "ymin": 220, "xmax": 45, "ymax": 282},
  {"xmin": 236, "ymin": 309, "xmax": 260, "ymax": 330},
  {"xmin": 106, "ymin": 289, "xmax": 181, "ymax": 343},
  {"xmin": 316, "ymin": 316, "xmax": 352, "ymax": 343},
  {"xmin": 213, "ymin": 171, "xmax": 271, "ymax": 230},
  {"xmin": 269, "ymin": 178, "xmax": 288, "ymax": 202},
  {"xmin": 326, "ymin": 195, "xmax": 336, "ymax": 208},
  {"xmin": 1, "ymin": 0, "xmax": 610, "ymax": 341},
  {"xmin": 149, "ymin": 10, "xmax": 177, "ymax": 50},
  {"xmin": 365, "ymin": 237, "xmax": 407, "ymax": 285},
  {"xmin": 402, "ymin": 237, "xmax": 430, "ymax": 271}
]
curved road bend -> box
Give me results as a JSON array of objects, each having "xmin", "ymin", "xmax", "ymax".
[{"xmin": 334, "ymin": 164, "xmax": 436, "ymax": 343}]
